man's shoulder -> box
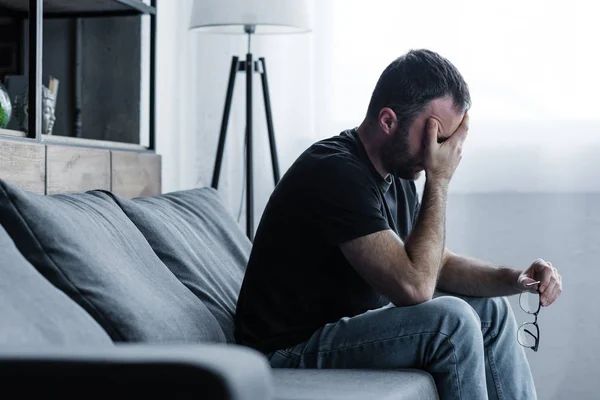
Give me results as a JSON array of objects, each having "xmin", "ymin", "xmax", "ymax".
[{"xmin": 296, "ymin": 130, "xmax": 369, "ymax": 176}]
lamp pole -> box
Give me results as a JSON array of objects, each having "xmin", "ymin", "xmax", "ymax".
[{"xmin": 244, "ymin": 24, "xmax": 255, "ymax": 241}]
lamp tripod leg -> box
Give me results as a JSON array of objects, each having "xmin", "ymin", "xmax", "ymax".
[
  {"xmin": 259, "ymin": 57, "xmax": 281, "ymax": 185},
  {"xmin": 212, "ymin": 56, "xmax": 239, "ymax": 189}
]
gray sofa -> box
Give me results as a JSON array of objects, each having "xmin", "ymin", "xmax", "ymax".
[{"xmin": 0, "ymin": 180, "xmax": 438, "ymax": 400}]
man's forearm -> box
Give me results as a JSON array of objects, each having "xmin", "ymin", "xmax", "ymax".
[
  {"xmin": 437, "ymin": 252, "xmax": 522, "ymax": 297},
  {"xmin": 404, "ymin": 178, "xmax": 448, "ymax": 293}
]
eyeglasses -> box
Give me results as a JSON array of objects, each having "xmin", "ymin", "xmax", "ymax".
[{"xmin": 518, "ymin": 290, "xmax": 541, "ymax": 352}]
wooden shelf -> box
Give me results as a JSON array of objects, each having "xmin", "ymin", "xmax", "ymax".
[
  {"xmin": 42, "ymin": 134, "xmax": 149, "ymax": 152},
  {"xmin": 0, "ymin": 0, "xmax": 155, "ymax": 17},
  {"xmin": 0, "ymin": 128, "xmax": 27, "ymax": 138},
  {"xmin": 0, "ymin": 131, "xmax": 151, "ymax": 153}
]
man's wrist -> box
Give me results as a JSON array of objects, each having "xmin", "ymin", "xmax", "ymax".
[
  {"xmin": 501, "ymin": 267, "xmax": 524, "ymax": 293},
  {"xmin": 425, "ymin": 174, "xmax": 450, "ymax": 190}
]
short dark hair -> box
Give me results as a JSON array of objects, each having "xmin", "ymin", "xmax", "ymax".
[{"xmin": 366, "ymin": 49, "xmax": 471, "ymax": 129}]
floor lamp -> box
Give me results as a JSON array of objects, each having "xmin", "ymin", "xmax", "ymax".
[{"xmin": 189, "ymin": 0, "xmax": 310, "ymax": 241}]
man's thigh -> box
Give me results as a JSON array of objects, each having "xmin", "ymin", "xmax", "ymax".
[
  {"xmin": 434, "ymin": 291, "xmax": 513, "ymax": 334},
  {"xmin": 268, "ymin": 295, "xmax": 481, "ymax": 369}
]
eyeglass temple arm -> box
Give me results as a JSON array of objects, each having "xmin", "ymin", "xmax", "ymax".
[
  {"xmin": 523, "ymin": 328, "xmax": 536, "ymax": 339},
  {"xmin": 524, "ymin": 326, "xmax": 540, "ymax": 352}
]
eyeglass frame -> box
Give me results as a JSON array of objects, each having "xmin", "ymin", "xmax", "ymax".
[{"xmin": 518, "ymin": 289, "xmax": 541, "ymax": 352}]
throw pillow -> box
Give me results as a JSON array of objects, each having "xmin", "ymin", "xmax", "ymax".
[
  {"xmin": 0, "ymin": 180, "xmax": 225, "ymax": 343},
  {"xmin": 111, "ymin": 188, "xmax": 250, "ymax": 343},
  {"xmin": 0, "ymin": 224, "xmax": 112, "ymax": 345}
]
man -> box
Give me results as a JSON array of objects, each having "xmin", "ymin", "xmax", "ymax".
[{"xmin": 234, "ymin": 49, "xmax": 563, "ymax": 400}]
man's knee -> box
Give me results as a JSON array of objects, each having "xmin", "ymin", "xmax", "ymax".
[
  {"xmin": 491, "ymin": 295, "xmax": 512, "ymax": 317},
  {"xmin": 429, "ymin": 296, "xmax": 482, "ymax": 337},
  {"xmin": 473, "ymin": 295, "xmax": 514, "ymax": 325}
]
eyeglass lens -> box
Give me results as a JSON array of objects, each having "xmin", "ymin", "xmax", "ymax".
[{"xmin": 519, "ymin": 291, "xmax": 540, "ymax": 314}]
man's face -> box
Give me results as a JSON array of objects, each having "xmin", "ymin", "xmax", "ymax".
[{"xmin": 382, "ymin": 97, "xmax": 466, "ymax": 180}]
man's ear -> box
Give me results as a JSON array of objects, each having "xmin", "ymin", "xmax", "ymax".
[{"xmin": 378, "ymin": 108, "xmax": 397, "ymax": 136}]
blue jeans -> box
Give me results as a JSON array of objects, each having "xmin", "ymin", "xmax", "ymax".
[{"xmin": 268, "ymin": 292, "xmax": 537, "ymax": 400}]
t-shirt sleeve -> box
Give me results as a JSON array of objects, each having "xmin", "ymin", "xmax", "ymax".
[
  {"xmin": 411, "ymin": 183, "xmax": 421, "ymax": 228},
  {"xmin": 305, "ymin": 158, "xmax": 390, "ymax": 245},
  {"xmin": 412, "ymin": 200, "xmax": 421, "ymax": 227}
]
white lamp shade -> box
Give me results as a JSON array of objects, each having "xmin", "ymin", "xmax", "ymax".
[{"xmin": 189, "ymin": 0, "xmax": 311, "ymax": 34}]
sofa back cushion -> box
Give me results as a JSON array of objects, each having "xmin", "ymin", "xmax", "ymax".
[
  {"xmin": 112, "ymin": 188, "xmax": 250, "ymax": 343},
  {"xmin": 0, "ymin": 180, "xmax": 225, "ymax": 343},
  {"xmin": 0, "ymin": 224, "xmax": 112, "ymax": 345}
]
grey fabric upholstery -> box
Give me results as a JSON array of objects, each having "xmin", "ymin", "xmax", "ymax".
[
  {"xmin": 111, "ymin": 188, "xmax": 251, "ymax": 343},
  {"xmin": 272, "ymin": 369, "xmax": 439, "ymax": 400},
  {"xmin": 0, "ymin": 225, "xmax": 112, "ymax": 346},
  {"xmin": 0, "ymin": 344, "xmax": 273, "ymax": 400},
  {"xmin": 0, "ymin": 180, "xmax": 225, "ymax": 343}
]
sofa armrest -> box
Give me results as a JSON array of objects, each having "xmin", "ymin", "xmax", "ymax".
[{"xmin": 0, "ymin": 343, "xmax": 273, "ymax": 400}]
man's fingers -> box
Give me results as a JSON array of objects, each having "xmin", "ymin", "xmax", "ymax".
[
  {"xmin": 535, "ymin": 259, "xmax": 553, "ymax": 293},
  {"xmin": 547, "ymin": 266, "xmax": 563, "ymax": 305},
  {"xmin": 551, "ymin": 283, "xmax": 562, "ymax": 304},
  {"xmin": 426, "ymin": 118, "xmax": 439, "ymax": 146},
  {"xmin": 540, "ymin": 279, "xmax": 556, "ymax": 306},
  {"xmin": 540, "ymin": 267, "xmax": 561, "ymax": 306},
  {"xmin": 447, "ymin": 113, "xmax": 470, "ymax": 146},
  {"xmin": 543, "ymin": 281, "xmax": 561, "ymax": 306}
]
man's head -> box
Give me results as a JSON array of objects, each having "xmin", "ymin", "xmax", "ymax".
[{"xmin": 364, "ymin": 49, "xmax": 471, "ymax": 180}]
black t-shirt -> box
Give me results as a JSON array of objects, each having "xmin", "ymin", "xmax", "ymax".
[{"xmin": 234, "ymin": 128, "xmax": 421, "ymax": 354}]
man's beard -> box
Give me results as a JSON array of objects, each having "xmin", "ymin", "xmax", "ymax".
[{"xmin": 381, "ymin": 126, "xmax": 422, "ymax": 181}]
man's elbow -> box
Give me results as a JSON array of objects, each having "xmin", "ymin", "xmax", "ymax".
[{"xmin": 391, "ymin": 282, "xmax": 435, "ymax": 307}]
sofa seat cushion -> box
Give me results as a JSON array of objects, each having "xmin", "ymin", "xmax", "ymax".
[
  {"xmin": 0, "ymin": 180, "xmax": 225, "ymax": 343},
  {"xmin": 112, "ymin": 188, "xmax": 250, "ymax": 343},
  {"xmin": 0, "ymin": 225, "xmax": 112, "ymax": 345},
  {"xmin": 272, "ymin": 369, "xmax": 438, "ymax": 400}
]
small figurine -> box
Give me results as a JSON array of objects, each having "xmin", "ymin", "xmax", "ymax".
[
  {"xmin": 15, "ymin": 86, "xmax": 56, "ymax": 135},
  {"xmin": 15, "ymin": 77, "xmax": 59, "ymax": 135}
]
